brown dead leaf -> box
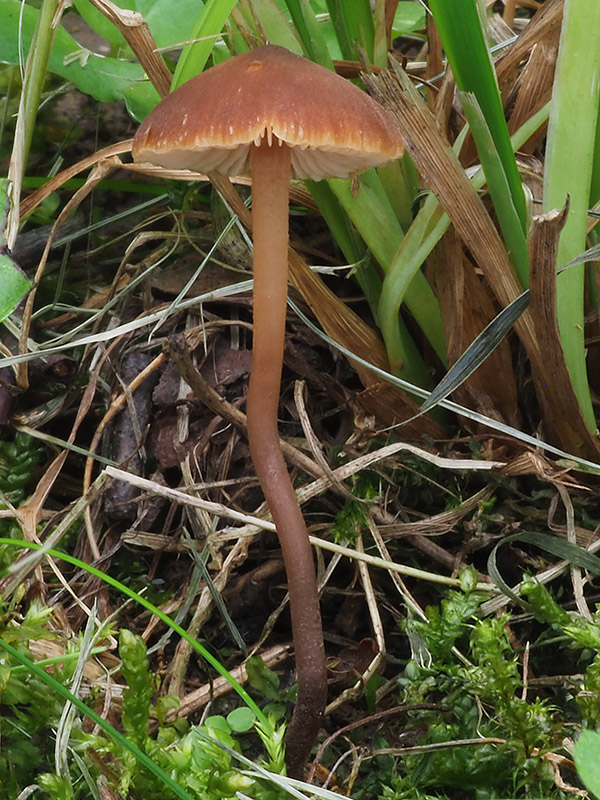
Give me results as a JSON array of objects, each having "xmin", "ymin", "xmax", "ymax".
[
  {"xmin": 506, "ymin": 40, "xmax": 558, "ymax": 153},
  {"xmin": 496, "ymin": 0, "xmax": 563, "ymax": 96}
]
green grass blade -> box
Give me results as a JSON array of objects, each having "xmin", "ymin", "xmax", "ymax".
[
  {"xmin": 282, "ymin": 0, "xmax": 332, "ymax": 65},
  {"xmin": 461, "ymin": 91, "xmax": 530, "ymax": 287},
  {"xmin": 373, "ymin": 0, "xmax": 387, "ymax": 67},
  {"xmin": 325, "ymin": 0, "xmax": 375, "ymax": 62},
  {"xmin": 420, "ymin": 290, "xmax": 531, "ymax": 415},
  {"xmin": 305, "ymin": 179, "xmax": 386, "ymax": 313},
  {"xmin": 543, "ymin": 0, "xmax": 600, "ymax": 433},
  {"xmin": 488, "ymin": 531, "xmax": 600, "ymax": 610},
  {"xmin": 377, "ymin": 196, "xmax": 448, "ymax": 374},
  {"xmin": 323, "ymin": 0, "xmax": 355, "ymax": 61},
  {"xmin": 429, "ymin": 0, "xmax": 527, "ymax": 232},
  {"xmin": 16, "ymin": 0, "xmax": 58, "ymax": 166},
  {"xmin": 172, "ymin": 0, "xmax": 237, "ymax": 89},
  {"xmin": 6, "ymin": 0, "xmax": 60, "ymax": 248},
  {"xmin": 0, "ymin": 639, "xmax": 196, "ymax": 800}
]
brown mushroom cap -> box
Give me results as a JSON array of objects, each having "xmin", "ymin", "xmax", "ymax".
[{"xmin": 132, "ymin": 45, "xmax": 404, "ymax": 181}]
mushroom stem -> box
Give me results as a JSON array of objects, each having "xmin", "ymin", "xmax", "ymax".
[{"xmin": 247, "ymin": 137, "xmax": 327, "ymax": 777}]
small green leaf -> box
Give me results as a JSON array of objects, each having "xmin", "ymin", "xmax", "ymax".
[
  {"xmin": 122, "ymin": 80, "xmax": 164, "ymax": 122},
  {"xmin": 245, "ymin": 655, "xmax": 280, "ymax": 700},
  {"xmin": 156, "ymin": 694, "xmax": 180, "ymax": 726},
  {"xmin": 459, "ymin": 565, "xmax": 479, "ymax": 594},
  {"xmin": 574, "ymin": 730, "xmax": 600, "ymax": 799},
  {"xmin": 226, "ymin": 706, "xmax": 256, "ymax": 732},
  {"xmin": 204, "ymin": 714, "xmax": 231, "ymax": 734},
  {"xmin": 393, "ymin": 1, "xmax": 427, "ymax": 36},
  {"xmin": 0, "ymin": 255, "xmax": 31, "ymax": 322}
]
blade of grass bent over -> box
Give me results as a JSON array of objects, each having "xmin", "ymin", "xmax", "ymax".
[{"xmin": 543, "ymin": 0, "xmax": 600, "ymax": 433}]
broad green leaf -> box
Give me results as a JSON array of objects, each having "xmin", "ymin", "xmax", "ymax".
[
  {"xmin": 73, "ymin": 0, "xmax": 127, "ymax": 49},
  {"xmin": 0, "ymin": 0, "xmax": 144, "ymax": 102},
  {"xmin": 74, "ymin": 0, "xmax": 205, "ymax": 51},
  {"xmin": 574, "ymin": 730, "xmax": 600, "ymax": 799}
]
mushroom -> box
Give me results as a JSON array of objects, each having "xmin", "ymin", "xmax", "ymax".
[{"xmin": 133, "ymin": 44, "xmax": 403, "ymax": 777}]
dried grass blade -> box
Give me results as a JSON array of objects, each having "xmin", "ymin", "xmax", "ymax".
[
  {"xmin": 506, "ymin": 40, "xmax": 557, "ymax": 153},
  {"xmin": 495, "ymin": 0, "xmax": 563, "ymax": 95},
  {"xmin": 17, "ymin": 159, "xmax": 119, "ymax": 388},
  {"xmin": 19, "ymin": 139, "xmax": 134, "ymax": 219}
]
